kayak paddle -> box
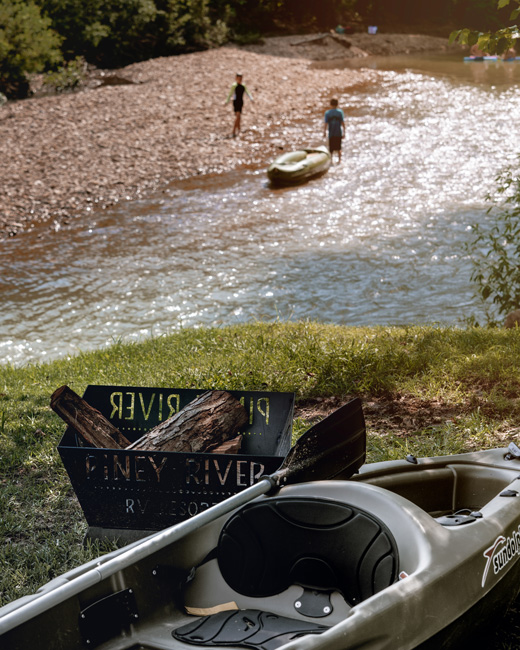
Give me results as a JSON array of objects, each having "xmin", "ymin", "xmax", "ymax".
[{"xmin": 0, "ymin": 398, "xmax": 365, "ymax": 633}]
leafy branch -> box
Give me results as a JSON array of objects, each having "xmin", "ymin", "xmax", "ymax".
[
  {"xmin": 450, "ymin": 0, "xmax": 520, "ymax": 54},
  {"xmin": 465, "ymin": 158, "xmax": 520, "ymax": 324}
]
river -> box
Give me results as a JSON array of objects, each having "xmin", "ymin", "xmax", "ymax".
[{"xmin": 2, "ymin": 53, "xmax": 520, "ymax": 366}]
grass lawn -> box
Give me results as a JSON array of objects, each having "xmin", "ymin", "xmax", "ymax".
[{"xmin": 2, "ymin": 321, "xmax": 520, "ymax": 647}]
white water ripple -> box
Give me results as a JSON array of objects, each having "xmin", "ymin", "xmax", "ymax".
[{"xmin": 2, "ymin": 58, "xmax": 520, "ymax": 364}]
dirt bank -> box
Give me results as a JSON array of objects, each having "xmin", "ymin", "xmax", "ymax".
[{"xmin": 0, "ymin": 33, "xmax": 458, "ymax": 240}]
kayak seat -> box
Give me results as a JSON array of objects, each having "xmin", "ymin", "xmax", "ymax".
[{"xmin": 217, "ymin": 496, "xmax": 399, "ymax": 607}]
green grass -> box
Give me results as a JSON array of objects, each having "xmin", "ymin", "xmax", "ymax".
[{"xmin": 2, "ymin": 321, "xmax": 520, "ymax": 645}]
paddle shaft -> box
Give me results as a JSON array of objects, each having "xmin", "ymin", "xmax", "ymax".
[{"xmin": 0, "ymin": 477, "xmax": 274, "ymax": 635}]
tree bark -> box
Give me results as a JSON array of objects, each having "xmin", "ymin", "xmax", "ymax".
[
  {"xmin": 50, "ymin": 385, "xmax": 131, "ymax": 449},
  {"xmin": 126, "ymin": 390, "xmax": 248, "ymax": 453},
  {"xmin": 210, "ymin": 434, "xmax": 243, "ymax": 455}
]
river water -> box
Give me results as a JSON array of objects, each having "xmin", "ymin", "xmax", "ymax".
[{"xmin": 2, "ymin": 53, "xmax": 520, "ymax": 366}]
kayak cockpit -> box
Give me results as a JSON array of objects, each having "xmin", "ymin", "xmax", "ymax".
[
  {"xmin": 182, "ymin": 494, "xmax": 399, "ymax": 623},
  {"xmin": 267, "ymin": 147, "xmax": 331, "ymax": 185},
  {"xmin": 172, "ymin": 456, "xmax": 520, "ymax": 648},
  {"xmin": 167, "ymin": 480, "xmax": 428, "ymax": 649},
  {"xmin": 354, "ymin": 458, "xmax": 520, "ymax": 518}
]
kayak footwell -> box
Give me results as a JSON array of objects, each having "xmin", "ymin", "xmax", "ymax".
[{"xmin": 173, "ymin": 609, "xmax": 328, "ymax": 647}]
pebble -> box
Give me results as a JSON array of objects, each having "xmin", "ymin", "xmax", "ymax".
[{"xmin": 0, "ymin": 33, "xmax": 456, "ymax": 239}]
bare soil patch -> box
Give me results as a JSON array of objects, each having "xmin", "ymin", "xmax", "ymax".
[
  {"xmin": 295, "ymin": 394, "xmax": 466, "ymax": 438},
  {"xmin": 241, "ymin": 32, "xmax": 456, "ymax": 60}
]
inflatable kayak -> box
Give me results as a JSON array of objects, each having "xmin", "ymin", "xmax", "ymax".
[
  {"xmin": 2, "ymin": 399, "xmax": 520, "ymax": 650},
  {"xmin": 267, "ymin": 146, "xmax": 331, "ymax": 185}
]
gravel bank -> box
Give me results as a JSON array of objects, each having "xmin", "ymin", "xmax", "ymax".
[{"xmin": 0, "ymin": 33, "xmax": 457, "ymax": 239}]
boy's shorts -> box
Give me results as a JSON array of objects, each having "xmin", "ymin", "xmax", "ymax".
[
  {"xmin": 233, "ymin": 99, "xmax": 243, "ymax": 113},
  {"xmin": 329, "ymin": 136, "xmax": 342, "ymax": 152}
]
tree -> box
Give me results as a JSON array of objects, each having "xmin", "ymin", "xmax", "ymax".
[
  {"xmin": 39, "ymin": 0, "xmax": 229, "ymax": 66},
  {"xmin": 0, "ymin": 0, "xmax": 62, "ymax": 98},
  {"xmin": 450, "ymin": 0, "xmax": 520, "ymax": 53}
]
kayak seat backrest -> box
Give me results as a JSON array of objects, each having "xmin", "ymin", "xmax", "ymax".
[{"xmin": 217, "ymin": 497, "xmax": 399, "ymax": 606}]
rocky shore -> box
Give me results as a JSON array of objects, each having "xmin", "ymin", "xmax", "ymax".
[{"xmin": 0, "ymin": 33, "xmax": 457, "ymax": 240}]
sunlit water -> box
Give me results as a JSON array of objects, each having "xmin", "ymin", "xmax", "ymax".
[{"xmin": 3, "ymin": 54, "xmax": 520, "ymax": 365}]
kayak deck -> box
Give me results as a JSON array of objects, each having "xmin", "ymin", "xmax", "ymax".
[{"xmin": 3, "ymin": 449, "xmax": 520, "ymax": 650}]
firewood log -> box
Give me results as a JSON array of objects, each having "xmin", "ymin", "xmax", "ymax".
[
  {"xmin": 210, "ymin": 434, "xmax": 243, "ymax": 455},
  {"xmin": 50, "ymin": 385, "xmax": 130, "ymax": 448},
  {"xmin": 126, "ymin": 390, "xmax": 247, "ymax": 453}
]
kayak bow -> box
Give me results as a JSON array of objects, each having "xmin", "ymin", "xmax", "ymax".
[{"xmin": 267, "ymin": 146, "xmax": 331, "ymax": 185}]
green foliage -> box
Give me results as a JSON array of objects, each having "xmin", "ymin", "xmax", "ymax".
[
  {"xmin": 0, "ymin": 0, "xmax": 62, "ymax": 98},
  {"xmin": 42, "ymin": 55, "xmax": 86, "ymax": 92},
  {"xmin": 33, "ymin": 0, "xmax": 355, "ymax": 68},
  {"xmin": 450, "ymin": 24, "xmax": 519, "ymax": 54},
  {"xmin": 40, "ymin": 0, "xmax": 158, "ymax": 64},
  {"xmin": 172, "ymin": 0, "xmax": 229, "ymax": 51},
  {"xmin": 450, "ymin": 0, "xmax": 520, "ymax": 54},
  {"xmin": 39, "ymin": 0, "xmax": 229, "ymax": 66},
  {"xmin": 465, "ymin": 158, "xmax": 520, "ymax": 324}
]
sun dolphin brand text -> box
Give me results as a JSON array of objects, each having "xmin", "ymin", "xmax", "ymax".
[{"xmin": 482, "ymin": 525, "xmax": 520, "ymax": 587}]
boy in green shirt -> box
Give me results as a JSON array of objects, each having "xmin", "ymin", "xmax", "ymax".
[{"xmin": 225, "ymin": 73, "xmax": 253, "ymax": 137}]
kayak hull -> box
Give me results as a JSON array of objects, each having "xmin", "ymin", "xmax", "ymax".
[
  {"xmin": 267, "ymin": 146, "xmax": 331, "ymax": 185},
  {"xmin": 416, "ymin": 559, "xmax": 520, "ymax": 649},
  {"xmin": 2, "ymin": 446, "xmax": 520, "ymax": 649}
]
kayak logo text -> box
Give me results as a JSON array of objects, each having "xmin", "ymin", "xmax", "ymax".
[{"xmin": 482, "ymin": 525, "xmax": 520, "ymax": 587}]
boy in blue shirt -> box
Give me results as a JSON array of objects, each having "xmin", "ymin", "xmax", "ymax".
[{"xmin": 324, "ymin": 98, "xmax": 345, "ymax": 163}]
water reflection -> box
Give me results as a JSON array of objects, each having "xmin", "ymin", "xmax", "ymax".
[
  {"xmin": 2, "ymin": 56, "xmax": 520, "ymax": 365},
  {"xmin": 314, "ymin": 52, "xmax": 520, "ymax": 87}
]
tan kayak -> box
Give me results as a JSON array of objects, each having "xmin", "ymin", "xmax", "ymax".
[{"xmin": 267, "ymin": 146, "xmax": 331, "ymax": 185}]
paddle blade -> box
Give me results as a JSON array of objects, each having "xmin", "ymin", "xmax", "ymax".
[{"xmin": 277, "ymin": 398, "xmax": 366, "ymax": 486}]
